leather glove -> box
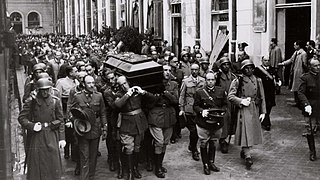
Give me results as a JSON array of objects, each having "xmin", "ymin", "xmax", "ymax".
[
  {"xmin": 65, "ymin": 121, "xmax": 73, "ymax": 128},
  {"xmin": 305, "ymin": 105, "xmax": 312, "ymax": 115},
  {"xmin": 277, "ymin": 80, "xmax": 282, "ymax": 87},
  {"xmin": 240, "ymin": 98, "xmax": 251, "ymax": 107},
  {"xmin": 33, "ymin": 122, "xmax": 42, "ymax": 132},
  {"xmin": 59, "ymin": 140, "xmax": 66, "ymax": 148},
  {"xmin": 259, "ymin": 114, "xmax": 266, "ymax": 122},
  {"xmin": 202, "ymin": 109, "xmax": 209, "ymax": 118},
  {"xmin": 126, "ymin": 88, "xmax": 134, "ymax": 96},
  {"xmin": 133, "ymin": 86, "xmax": 145, "ymax": 94},
  {"xmin": 179, "ymin": 110, "xmax": 185, "ymax": 116}
]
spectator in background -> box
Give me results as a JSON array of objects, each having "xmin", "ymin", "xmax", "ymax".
[
  {"xmin": 269, "ymin": 38, "xmax": 283, "ymax": 94},
  {"xmin": 279, "ymin": 40, "xmax": 308, "ymax": 108}
]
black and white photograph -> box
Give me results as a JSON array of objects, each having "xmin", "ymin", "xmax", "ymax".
[{"xmin": 0, "ymin": 0, "xmax": 320, "ymax": 179}]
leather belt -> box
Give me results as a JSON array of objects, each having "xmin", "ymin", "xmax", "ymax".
[{"xmin": 121, "ymin": 108, "xmax": 142, "ymax": 116}]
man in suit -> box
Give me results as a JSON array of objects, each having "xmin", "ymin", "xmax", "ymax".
[
  {"xmin": 279, "ymin": 40, "xmax": 308, "ymax": 107},
  {"xmin": 254, "ymin": 56, "xmax": 281, "ymax": 131}
]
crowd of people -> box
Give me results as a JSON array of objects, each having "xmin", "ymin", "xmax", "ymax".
[{"xmin": 16, "ymin": 33, "xmax": 319, "ymax": 180}]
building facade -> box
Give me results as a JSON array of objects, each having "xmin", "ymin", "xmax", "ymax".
[{"xmin": 7, "ymin": 0, "xmax": 64, "ymax": 34}]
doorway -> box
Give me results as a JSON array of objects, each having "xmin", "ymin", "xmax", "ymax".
[
  {"xmin": 279, "ymin": 6, "xmax": 311, "ymax": 85},
  {"xmin": 172, "ymin": 17, "xmax": 181, "ymax": 60}
]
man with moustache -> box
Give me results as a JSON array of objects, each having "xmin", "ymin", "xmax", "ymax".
[
  {"xmin": 179, "ymin": 64, "xmax": 206, "ymax": 161},
  {"xmin": 71, "ymin": 75, "xmax": 107, "ymax": 180}
]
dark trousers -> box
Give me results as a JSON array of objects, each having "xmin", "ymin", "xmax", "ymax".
[
  {"xmin": 186, "ymin": 115, "xmax": 198, "ymax": 152},
  {"xmin": 106, "ymin": 125, "xmax": 123, "ymax": 166},
  {"xmin": 61, "ymin": 98, "xmax": 73, "ymax": 156},
  {"xmin": 78, "ymin": 137, "xmax": 99, "ymax": 180},
  {"xmin": 262, "ymin": 105, "xmax": 273, "ymax": 127}
]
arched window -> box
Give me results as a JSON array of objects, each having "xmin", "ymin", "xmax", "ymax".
[
  {"xmin": 10, "ymin": 12, "xmax": 23, "ymax": 34},
  {"xmin": 28, "ymin": 12, "xmax": 40, "ymax": 28}
]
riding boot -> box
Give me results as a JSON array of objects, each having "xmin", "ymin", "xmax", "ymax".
[
  {"xmin": 146, "ymin": 149, "xmax": 153, "ymax": 172},
  {"xmin": 160, "ymin": 152, "xmax": 167, "ymax": 173},
  {"xmin": 133, "ymin": 153, "xmax": 142, "ymax": 179},
  {"xmin": 117, "ymin": 160, "xmax": 123, "ymax": 179},
  {"xmin": 200, "ymin": 147, "xmax": 210, "ymax": 175},
  {"xmin": 208, "ymin": 140, "xmax": 220, "ymax": 172},
  {"xmin": 108, "ymin": 154, "xmax": 115, "ymax": 171},
  {"xmin": 306, "ymin": 134, "xmax": 317, "ymax": 161},
  {"xmin": 127, "ymin": 154, "xmax": 134, "ymax": 180},
  {"xmin": 154, "ymin": 154, "xmax": 165, "ymax": 178}
]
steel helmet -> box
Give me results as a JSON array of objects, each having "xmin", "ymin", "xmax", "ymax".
[
  {"xmin": 180, "ymin": 51, "xmax": 189, "ymax": 58},
  {"xmin": 200, "ymin": 57, "xmax": 210, "ymax": 64},
  {"xmin": 37, "ymin": 72, "xmax": 50, "ymax": 79},
  {"xmin": 33, "ymin": 63, "xmax": 47, "ymax": 72},
  {"xmin": 240, "ymin": 59, "xmax": 254, "ymax": 70},
  {"xmin": 219, "ymin": 57, "xmax": 231, "ymax": 67},
  {"xmin": 36, "ymin": 78, "xmax": 53, "ymax": 89}
]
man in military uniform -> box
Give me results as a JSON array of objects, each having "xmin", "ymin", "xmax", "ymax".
[
  {"xmin": 194, "ymin": 72, "xmax": 227, "ymax": 175},
  {"xmin": 72, "ymin": 75, "xmax": 107, "ymax": 180},
  {"xmin": 215, "ymin": 57, "xmax": 237, "ymax": 153},
  {"xmin": 103, "ymin": 69, "xmax": 124, "ymax": 178},
  {"xmin": 298, "ymin": 58, "xmax": 320, "ymax": 161},
  {"xmin": 228, "ymin": 59, "xmax": 266, "ymax": 169},
  {"xmin": 67, "ymin": 71, "xmax": 88, "ymax": 176},
  {"xmin": 18, "ymin": 78, "xmax": 66, "ymax": 180},
  {"xmin": 180, "ymin": 51, "xmax": 191, "ymax": 79},
  {"xmin": 199, "ymin": 57, "xmax": 212, "ymax": 78},
  {"xmin": 115, "ymin": 76, "xmax": 154, "ymax": 180},
  {"xmin": 23, "ymin": 63, "xmax": 47, "ymax": 103},
  {"xmin": 148, "ymin": 65, "xmax": 178, "ymax": 178},
  {"xmin": 179, "ymin": 64, "xmax": 206, "ymax": 161}
]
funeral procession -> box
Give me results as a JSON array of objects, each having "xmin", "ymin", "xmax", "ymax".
[{"xmin": 1, "ymin": 0, "xmax": 320, "ymax": 180}]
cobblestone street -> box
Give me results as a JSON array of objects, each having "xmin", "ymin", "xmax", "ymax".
[{"xmin": 13, "ymin": 67, "xmax": 320, "ymax": 180}]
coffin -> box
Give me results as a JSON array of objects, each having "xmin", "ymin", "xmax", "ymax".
[{"xmin": 104, "ymin": 53, "xmax": 164, "ymax": 93}]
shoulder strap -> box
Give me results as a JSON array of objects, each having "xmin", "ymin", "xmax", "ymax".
[
  {"xmin": 202, "ymin": 89, "xmax": 213, "ymax": 101},
  {"xmin": 236, "ymin": 76, "xmax": 243, "ymax": 97}
]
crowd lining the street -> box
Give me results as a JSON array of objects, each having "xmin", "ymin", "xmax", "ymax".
[{"xmin": 15, "ymin": 32, "xmax": 320, "ymax": 180}]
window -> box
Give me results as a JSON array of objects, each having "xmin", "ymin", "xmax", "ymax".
[
  {"xmin": 171, "ymin": 3, "xmax": 181, "ymax": 14},
  {"xmin": 212, "ymin": 0, "xmax": 228, "ymax": 11},
  {"xmin": 28, "ymin": 12, "xmax": 40, "ymax": 28},
  {"xmin": 10, "ymin": 12, "xmax": 22, "ymax": 22}
]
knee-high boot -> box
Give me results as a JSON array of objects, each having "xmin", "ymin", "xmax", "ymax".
[
  {"xmin": 208, "ymin": 140, "xmax": 220, "ymax": 172},
  {"xmin": 200, "ymin": 146, "xmax": 210, "ymax": 175},
  {"xmin": 126, "ymin": 154, "xmax": 134, "ymax": 180},
  {"xmin": 133, "ymin": 153, "xmax": 142, "ymax": 179},
  {"xmin": 306, "ymin": 134, "xmax": 317, "ymax": 161},
  {"xmin": 160, "ymin": 152, "xmax": 167, "ymax": 173},
  {"xmin": 154, "ymin": 154, "xmax": 165, "ymax": 178}
]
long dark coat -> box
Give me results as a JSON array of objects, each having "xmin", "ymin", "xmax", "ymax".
[
  {"xmin": 18, "ymin": 95, "xmax": 65, "ymax": 180},
  {"xmin": 228, "ymin": 75, "xmax": 266, "ymax": 147}
]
